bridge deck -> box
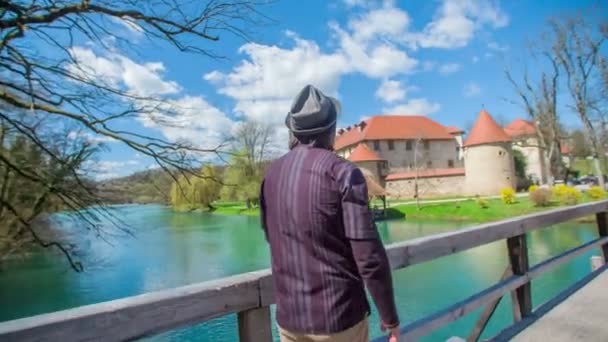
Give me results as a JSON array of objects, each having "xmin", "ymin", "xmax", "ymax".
[{"xmin": 513, "ymin": 269, "xmax": 608, "ymax": 342}]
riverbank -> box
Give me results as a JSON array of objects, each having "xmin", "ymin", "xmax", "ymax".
[{"xmin": 391, "ymin": 197, "xmax": 600, "ymax": 223}]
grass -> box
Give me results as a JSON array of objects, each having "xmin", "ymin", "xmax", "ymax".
[
  {"xmin": 573, "ymin": 158, "xmax": 608, "ymax": 176},
  {"xmin": 212, "ymin": 202, "xmax": 260, "ymax": 216},
  {"xmin": 392, "ymin": 196, "xmax": 601, "ymax": 223}
]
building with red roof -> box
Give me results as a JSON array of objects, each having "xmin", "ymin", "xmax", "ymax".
[
  {"xmin": 464, "ymin": 109, "xmax": 516, "ymax": 195},
  {"xmin": 503, "ymin": 118, "xmax": 547, "ymax": 184}
]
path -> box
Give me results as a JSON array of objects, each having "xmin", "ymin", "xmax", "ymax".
[{"xmin": 512, "ymin": 269, "xmax": 608, "ymax": 342}]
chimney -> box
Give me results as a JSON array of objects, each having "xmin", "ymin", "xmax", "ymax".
[
  {"xmin": 346, "ymin": 126, "xmax": 352, "ymax": 131},
  {"xmin": 358, "ymin": 121, "xmax": 367, "ymax": 131},
  {"xmin": 337, "ymin": 128, "xmax": 345, "ymax": 136}
]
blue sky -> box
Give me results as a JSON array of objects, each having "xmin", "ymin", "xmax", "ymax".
[{"xmin": 78, "ymin": 0, "xmax": 605, "ymax": 178}]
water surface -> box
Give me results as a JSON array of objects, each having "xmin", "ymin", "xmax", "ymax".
[{"xmin": 0, "ymin": 205, "xmax": 600, "ymax": 341}]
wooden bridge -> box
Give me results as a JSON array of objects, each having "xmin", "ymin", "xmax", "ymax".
[{"xmin": 1, "ymin": 200, "xmax": 608, "ymax": 341}]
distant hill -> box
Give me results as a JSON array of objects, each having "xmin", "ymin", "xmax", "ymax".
[{"xmin": 96, "ymin": 168, "xmax": 174, "ymax": 205}]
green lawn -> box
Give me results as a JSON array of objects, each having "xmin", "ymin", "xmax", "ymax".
[
  {"xmin": 212, "ymin": 202, "xmax": 260, "ymax": 216},
  {"xmin": 573, "ymin": 158, "xmax": 608, "ymax": 176},
  {"xmin": 392, "ymin": 196, "xmax": 600, "ymax": 223}
]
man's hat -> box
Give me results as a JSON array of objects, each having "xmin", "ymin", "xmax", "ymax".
[{"xmin": 285, "ymin": 85, "xmax": 341, "ymax": 136}]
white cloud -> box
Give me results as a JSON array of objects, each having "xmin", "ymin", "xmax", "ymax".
[
  {"xmin": 68, "ymin": 47, "xmax": 180, "ymax": 97},
  {"xmin": 384, "ymin": 98, "xmax": 441, "ymax": 115},
  {"xmin": 68, "ymin": 131, "xmax": 117, "ymax": 144},
  {"xmin": 438, "ymin": 63, "xmax": 462, "ymax": 75},
  {"xmin": 111, "ymin": 17, "xmax": 144, "ymax": 36},
  {"xmin": 472, "ymin": 56, "xmax": 480, "ymax": 63},
  {"xmin": 69, "ymin": 47, "xmax": 233, "ymax": 149},
  {"xmin": 487, "ymin": 41, "xmax": 509, "ymax": 52},
  {"xmin": 348, "ymin": 4, "xmax": 411, "ymax": 43},
  {"xmin": 85, "ymin": 160, "xmax": 138, "ymax": 180},
  {"xmin": 415, "ymin": 0, "xmax": 509, "ymax": 49},
  {"xmin": 138, "ymin": 95, "xmax": 235, "ymax": 149},
  {"xmin": 464, "ymin": 82, "xmax": 481, "ymax": 97},
  {"xmin": 375, "ymin": 79, "xmax": 407, "ymax": 103}
]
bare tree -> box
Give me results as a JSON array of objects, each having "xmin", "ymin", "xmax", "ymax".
[
  {"xmin": 0, "ymin": 0, "xmax": 271, "ymax": 271},
  {"xmin": 233, "ymin": 120, "xmax": 274, "ymax": 164},
  {"xmin": 505, "ymin": 50, "xmax": 563, "ymax": 185},
  {"xmin": 551, "ymin": 17, "xmax": 607, "ymax": 187}
]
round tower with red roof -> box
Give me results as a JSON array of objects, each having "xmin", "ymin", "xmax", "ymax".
[{"xmin": 464, "ymin": 109, "xmax": 516, "ymax": 195}]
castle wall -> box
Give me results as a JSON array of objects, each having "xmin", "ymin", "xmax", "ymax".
[{"xmin": 386, "ymin": 175, "xmax": 465, "ymax": 198}]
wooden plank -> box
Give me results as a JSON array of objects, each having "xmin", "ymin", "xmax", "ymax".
[
  {"xmin": 507, "ymin": 234, "xmax": 532, "ymax": 320},
  {"xmin": 386, "ymin": 200, "xmax": 608, "ymax": 270},
  {"xmin": 466, "ymin": 266, "xmax": 512, "ymax": 342},
  {"xmin": 0, "ymin": 270, "xmax": 267, "ymax": 342},
  {"xmin": 258, "ymin": 271, "xmax": 274, "ymax": 307},
  {"xmin": 596, "ymin": 211, "xmax": 608, "ymax": 263},
  {"xmin": 238, "ymin": 307, "xmax": 272, "ymax": 342}
]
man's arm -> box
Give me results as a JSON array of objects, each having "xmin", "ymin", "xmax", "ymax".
[
  {"xmin": 340, "ymin": 165, "xmax": 399, "ymax": 328},
  {"xmin": 259, "ymin": 179, "xmax": 268, "ymax": 241}
]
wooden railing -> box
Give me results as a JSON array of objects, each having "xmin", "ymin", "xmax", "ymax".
[{"xmin": 1, "ymin": 200, "xmax": 608, "ymax": 342}]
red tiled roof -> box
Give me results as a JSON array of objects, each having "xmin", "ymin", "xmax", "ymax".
[
  {"xmin": 446, "ymin": 126, "xmax": 464, "ymax": 135},
  {"xmin": 348, "ymin": 144, "xmax": 385, "ymax": 162},
  {"xmin": 335, "ymin": 115, "xmax": 454, "ymax": 150},
  {"xmin": 464, "ymin": 109, "xmax": 511, "ymax": 147},
  {"xmin": 504, "ymin": 119, "xmax": 536, "ymax": 137},
  {"xmin": 385, "ymin": 168, "xmax": 465, "ymax": 181}
]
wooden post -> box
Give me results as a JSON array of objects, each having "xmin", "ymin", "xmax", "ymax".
[
  {"xmin": 596, "ymin": 212, "xmax": 608, "ymax": 263},
  {"xmin": 506, "ymin": 234, "xmax": 532, "ymax": 321},
  {"xmin": 238, "ymin": 306, "xmax": 272, "ymax": 342}
]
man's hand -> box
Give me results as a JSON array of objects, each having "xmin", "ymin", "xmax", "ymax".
[{"xmin": 381, "ymin": 323, "xmax": 400, "ymax": 342}]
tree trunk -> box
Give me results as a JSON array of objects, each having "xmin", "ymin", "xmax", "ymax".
[{"xmin": 593, "ymin": 157, "xmax": 605, "ymax": 189}]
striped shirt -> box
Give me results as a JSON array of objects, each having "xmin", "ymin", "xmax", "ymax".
[{"xmin": 260, "ymin": 144, "xmax": 399, "ymax": 334}]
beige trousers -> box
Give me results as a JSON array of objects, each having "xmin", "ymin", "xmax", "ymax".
[{"xmin": 278, "ymin": 318, "xmax": 369, "ymax": 342}]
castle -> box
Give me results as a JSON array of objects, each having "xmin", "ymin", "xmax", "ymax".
[{"xmin": 334, "ymin": 109, "xmax": 558, "ymax": 198}]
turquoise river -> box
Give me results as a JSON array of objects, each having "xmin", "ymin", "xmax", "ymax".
[{"xmin": 0, "ymin": 204, "xmax": 601, "ymax": 341}]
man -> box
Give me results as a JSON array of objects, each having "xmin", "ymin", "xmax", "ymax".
[{"xmin": 260, "ymin": 85, "xmax": 400, "ymax": 342}]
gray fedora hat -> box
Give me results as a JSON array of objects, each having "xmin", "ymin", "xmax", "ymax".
[{"xmin": 285, "ymin": 85, "xmax": 341, "ymax": 136}]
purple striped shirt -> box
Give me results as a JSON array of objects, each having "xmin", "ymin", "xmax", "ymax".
[{"xmin": 260, "ymin": 144, "xmax": 399, "ymax": 334}]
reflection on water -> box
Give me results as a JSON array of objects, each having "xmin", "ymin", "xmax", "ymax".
[{"xmin": 0, "ymin": 205, "xmax": 601, "ymax": 341}]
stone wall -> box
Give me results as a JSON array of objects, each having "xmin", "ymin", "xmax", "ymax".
[{"xmin": 386, "ymin": 175, "xmax": 465, "ymax": 198}]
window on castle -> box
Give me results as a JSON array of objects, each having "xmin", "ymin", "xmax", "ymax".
[
  {"xmin": 424, "ymin": 140, "xmax": 430, "ymax": 150},
  {"xmin": 388, "ymin": 140, "xmax": 394, "ymax": 150},
  {"xmin": 426, "ymin": 160, "xmax": 432, "ymax": 168},
  {"xmin": 448, "ymin": 160, "xmax": 454, "ymax": 168},
  {"xmin": 406, "ymin": 140, "xmax": 412, "ymax": 151},
  {"xmin": 373, "ymin": 140, "xmax": 380, "ymax": 151}
]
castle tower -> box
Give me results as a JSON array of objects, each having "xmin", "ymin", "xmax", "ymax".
[
  {"xmin": 347, "ymin": 143, "xmax": 386, "ymax": 183},
  {"xmin": 464, "ymin": 109, "xmax": 516, "ymax": 195}
]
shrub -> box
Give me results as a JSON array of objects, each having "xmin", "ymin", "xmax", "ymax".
[
  {"xmin": 528, "ymin": 185, "xmax": 539, "ymax": 193},
  {"xmin": 551, "ymin": 184, "xmax": 581, "ymax": 205},
  {"xmin": 552, "ymin": 184, "xmax": 569, "ymax": 199},
  {"xmin": 588, "ymin": 186, "xmax": 606, "ymax": 200},
  {"xmin": 561, "ymin": 187, "xmax": 582, "ymax": 205},
  {"xmin": 501, "ymin": 187, "xmax": 516, "ymax": 204},
  {"xmin": 529, "ymin": 188, "xmax": 552, "ymax": 207},
  {"xmin": 476, "ymin": 198, "xmax": 489, "ymax": 209}
]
